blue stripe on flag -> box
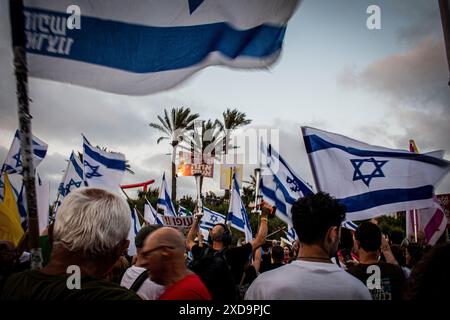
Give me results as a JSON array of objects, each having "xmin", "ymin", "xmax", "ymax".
[
  {"xmin": 70, "ymin": 154, "xmax": 83, "ymax": 178},
  {"xmin": 24, "ymin": 7, "xmax": 286, "ymax": 74},
  {"xmin": 304, "ymin": 134, "xmax": 449, "ymax": 167},
  {"xmin": 83, "ymin": 143, "xmax": 126, "ymax": 170},
  {"xmin": 338, "ymin": 185, "xmax": 434, "ymax": 213}
]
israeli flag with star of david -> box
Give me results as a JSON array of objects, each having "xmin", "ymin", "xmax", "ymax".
[
  {"xmin": 82, "ymin": 136, "xmax": 126, "ymax": 192},
  {"xmin": 178, "ymin": 205, "xmax": 193, "ymax": 217},
  {"xmin": 144, "ymin": 199, "xmax": 163, "ymax": 225},
  {"xmin": 157, "ymin": 173, "xmax": 177, "ymax": 217},
  {"xmin": 21, "ymin": 0, "xmax": 299, "ymax": 95},
  {"xmin": 53, "ymin": 151, "xmax": 84, "ymax": 217},
  {"xmin": 0, "ymin": 130, "xmax": 48, "ymax": 201},
  {"xmin": 228, "ymin": 174, "xmax": 253, "ymax": 242},
  {"xmin": 285, "ymin": 225, "xmax": 298, "ymax": 243},
  {"xmin": 199, "ymin": 207, "xmax": 226, "ymax": 240},
  {"xmin": 302, "ymin": 127, "xmax": 450, "ymax": 221},
  {"xmin": 260, "ymin": 143, "xmax": 314, "ymax": 225}
]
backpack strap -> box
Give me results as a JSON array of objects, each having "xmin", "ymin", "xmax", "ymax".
[{"xmin": 129, "ymin": 269, "xmax": 149, "ymax": 293}]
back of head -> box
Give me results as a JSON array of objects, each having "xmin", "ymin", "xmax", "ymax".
[
  {"xmin": 271, "ymin": 245, "xmax": 284, "ymax": 262},
  {"xmin": 355, "ymin": 222, "xmax": 381, "ymax": 252},
  {"xmin": 291, "ymin": 192, "xmax": 346, "ymax": 245},
  {"xmin": 135, "ymin": 225, "xmax": 162, "ymax": 249},
  {"xmin": 210, "ymin": 223, "xmax": 231, "ymax": 246},
  {"xmin": 53, "ymin": 188, "xmax": 131, "ymax": 256}
]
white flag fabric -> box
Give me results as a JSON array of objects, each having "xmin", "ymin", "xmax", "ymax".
[
  {"xmin": 144, "ymin": 199, "xmax": 164, "ymax": 225},
  {"xmin": 260, "ymin": 143, "xmax": 313, "ymax": 225},
  {"xmin": 228, "ymin": 174, "xmax": 253, "ymax": 242},
  {"xmin": 127, "ymin": 209, "xmax": 142, "ymax": 257},
  {"xmin": 1, "ymin": 130, "xmax": 48, "ymax": 201},
  {"xmin": 157, "ymin": 173, "xmax": 177, "ymax": 217},
  {"xmin": 1, "ymin": 130, "xmax": 48, "ymax": 175},
  {"xmin": 302, "ymin": 127, "xmax": 450, "ymax": 221},
  {"xmin": 54, "ymin": 151, "xmax": 84, "ymax": 214},
  {"xmin": 406, "ymin": 198, "xmax": 448, "ymax": 245},
  {"xmin": 22, "ymin": 0, "xmax": 299, "ymax": 95},
  {"xmin": 36, "ymin": 177, "xmax": 50, "ymax": 235},
  {"xmin": 82, "ymin": 136, "xmax": 126, "ymax": 192}
]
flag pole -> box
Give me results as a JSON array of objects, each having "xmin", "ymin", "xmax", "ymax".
[
  {"xmin": 120, "ymin": 187, "xmax": 146, "ymax": 222},
  {"xmin": 439, "ymin": 0, "xmax": 450, "ymax": 86},
  {"xmin": 301, "ymin": 127, "xmax": 321, "ymax": 192},
  {"xmin": 9, "ymin": 0, "xmax": 42, "ymax": 269}
]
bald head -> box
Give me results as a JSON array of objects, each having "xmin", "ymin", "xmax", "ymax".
[{"xmin": 145, "ymin": 227, "xmax": 186, "ymax": 256}]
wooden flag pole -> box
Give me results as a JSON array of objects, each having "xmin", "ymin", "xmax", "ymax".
[{"xmin": 9, "ymin": 0, "xmax": 42, "ymax": 269}]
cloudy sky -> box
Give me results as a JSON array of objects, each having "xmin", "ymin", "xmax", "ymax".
[{"xmin": 1, "ymin": 0, "xmax": 449, "ymax": 202}]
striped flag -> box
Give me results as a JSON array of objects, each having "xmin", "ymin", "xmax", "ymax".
[
  {"xmin": 260, "ymin": 143, "xmax": 313, "ymax": 225},
  {"xmin": 302, "ymin": 127, "xmax": 450, "ymax": 221},
  {"xmin": 228, "ymin": 173, "xmax": 253, "ymax": 242},
  {"xmin": 157, "ymin": 173, "xmax": 177, "ymax": 217},
  {"xmin": 127, "ymin": 208, "xmax": 142, "ymax": 256},
  {"xmin": 21, "ymin": 0, "xmax": 300, "ymax": 95},
  {"xmin": 82, "ymin": 136, "xmax": 126, "ymax": 192},
  {"xmin": 199, "ymin": 206, "xmax": 226, "ymax": 239},
  {"xmin": 144, "ymin": 199, "xmax": 164, "ymax": 225},
  {"xmin": 178, "ymin": 205, "xmax": 193, "ymax": 216},
  {"xmin": 406, "ymin": 140, "xmax": 448, "ymax": 245}
]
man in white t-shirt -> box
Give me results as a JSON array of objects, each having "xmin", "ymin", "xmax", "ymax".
[
  {"xmin": 245, "ymin": 192, "xmax": 371, "ymax": 300},
  {"xmin": 121, "ymin": 225, "xmax": 165, "ymax": 300}
]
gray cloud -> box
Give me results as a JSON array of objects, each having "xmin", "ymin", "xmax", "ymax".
[{"xmin": 338, "ymin": 36, "xmax": 450, "ymax": 193}]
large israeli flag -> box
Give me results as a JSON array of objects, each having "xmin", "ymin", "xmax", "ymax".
[
  {"xmin": 82, "ymin": 136, "xmax": 126, "ymax": 191},
  {"xmin": 21, "ymin": 0, "xmax": 299, "ymax": 95},
  {"xmin": 157, "ymin": 173, "xmax": 177, "ymax": 217},
  {"xmin": 302, "ymin": 127, "xmax": 450, "ymax": 221},
  {"xmin": 144, "ymin": 199, "xmax": 163, "ymax": 225},
  {"xmin": 260, "ymin": 144, "xmax": 313, "ymax": 225},
  {"xmin": 228, "ymin": 174, "xmax": 253, "ymax": 242}
]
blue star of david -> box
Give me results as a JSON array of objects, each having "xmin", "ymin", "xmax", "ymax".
[
  {"xmin": 12, "ymin": 151, "xmax": 22, "ymax": 168},
  {"xmin": 65, "ymin": 179, "xmax": 82, "ymax": 195},
  {"xmin": 84, "ymin": 160, "xmax": 102, "ymax": 179},
  {"xmin": 286, "ymin": 176, "xmax": 302, "ymax": 193},
  {"xmin": 350, "ymin": 158, "xmax": 388, "ymax": 187},
  {"xmin": 210, "ymin": 215, "xmax": 218, "ymax": 223},
  {"xmin": 188, "ymin": 0, "xmax": 204, "ymax": 14}
]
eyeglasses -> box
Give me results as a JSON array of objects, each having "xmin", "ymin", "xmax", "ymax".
[{"xmin": 142, "ymin": 245, "xmax": 174, "ymax": 258}]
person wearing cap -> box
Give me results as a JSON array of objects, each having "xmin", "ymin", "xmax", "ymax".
[{"xmin": 120, "ymin": 225, "xmax": 165, "ymax": 300}]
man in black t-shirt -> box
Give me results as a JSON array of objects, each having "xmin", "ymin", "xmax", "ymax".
[
  {"xmin": 347, "ymin": 222, "xmax": 405, "ymax": 300},
  {"xmin": 186, "ymin": 202, "xmax": 270, "ymax": 300}
]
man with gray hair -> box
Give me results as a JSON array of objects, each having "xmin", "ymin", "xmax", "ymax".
[{"xmin": 0, "ymin": 188, "xmax": 141, "ymax": 300}]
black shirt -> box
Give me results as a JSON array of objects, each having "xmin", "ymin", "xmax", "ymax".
[
  {"xmin": 1, "ymin": 270, "xmax": 142, "ymax": 301},
  {"xmin": 347, "ymin": 261, "xmax": 405, "ymax": 300},
  {"xmin": 192, "ymin": 243, "xmax": 252, "ymax": 285}
]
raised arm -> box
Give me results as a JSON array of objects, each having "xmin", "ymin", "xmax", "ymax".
[
  {"xmin": 186, "ymin": 214, "xmax": 202, "ymax": 251},
  {"xmin": 249, "ymin": 201, "xmax": 271, "ymax": 252}
]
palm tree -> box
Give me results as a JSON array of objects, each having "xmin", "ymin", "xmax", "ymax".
[
  {"xmin": 149, "ymin": 107, "xmax": 199, "ymax": 201},
  {"xmin": 215, "ymin": 108, "xmax": 252, "ymax": 197}
]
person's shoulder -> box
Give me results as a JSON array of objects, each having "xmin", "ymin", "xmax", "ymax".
[{"xmin": 81, "ymin": 277, "xmax": 142, "ymax": 300}]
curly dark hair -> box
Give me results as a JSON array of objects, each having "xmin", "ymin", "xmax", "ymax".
[
  {"xmin": 355, "ymin": 221, "xmax": 382, "ymax": 252},
  {"xmin": 291, "ymin": 192, "xmax": 346, "ymax": 245}
]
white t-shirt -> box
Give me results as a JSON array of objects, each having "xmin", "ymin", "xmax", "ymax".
[
  {"xmin": 245, "ymin": 260, "xmax": 372, "ymax": 300},
  {"xmin": 120, "ymin": 265, "xmax": 164, "ymax": 300}
]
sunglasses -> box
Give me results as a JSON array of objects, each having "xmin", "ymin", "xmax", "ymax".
[{"xmin": 142, "ymin": 245, "xmax": 174, "ymax": 257}]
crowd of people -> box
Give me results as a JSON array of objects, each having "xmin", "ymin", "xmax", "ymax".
[{"xmin": 0, "ymin": 187, "xmax": 449, "ymax": 300}]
